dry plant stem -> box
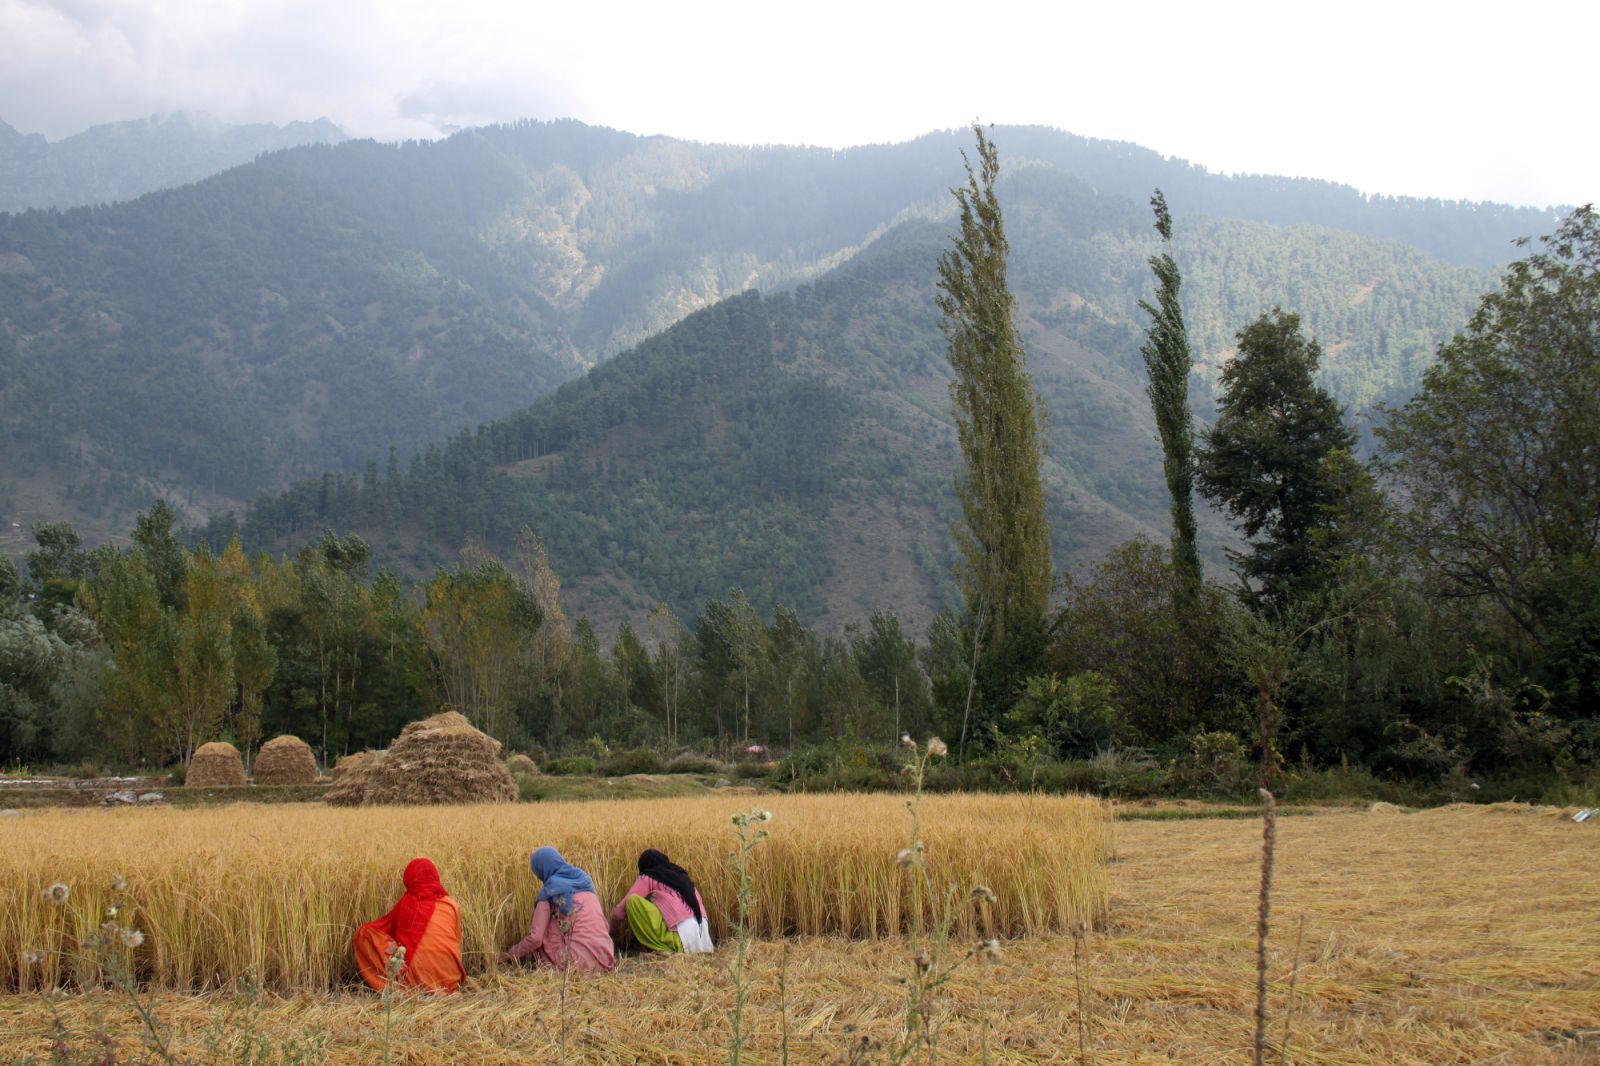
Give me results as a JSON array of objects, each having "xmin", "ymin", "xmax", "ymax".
[
  {"xmin": 1254, "ymin": 788, "xmax": 1278, "ymax": 1066},
  {"xmin": 726, "ymin": 808, "xmax": 770, "ymax": 1066},
  {"xmin": 892, "ymin": 738, "xmax": 968, "ymax": 1065},
  {"xmin": 1279, "ymin": 913, "xmax": 1307, "ymax": 1066},
  {"xmin": 778, "ymin": 939, "xmax": 792, "ymax": 1066},
  {"xmin": 1073, "ymin": 923, "xmax": 1092, "ymax": 1065}
]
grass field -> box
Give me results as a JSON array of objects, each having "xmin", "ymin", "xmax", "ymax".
[
  {"xmin": 1, "ymin": 802, "xmax": 1596, "ymax": 1063},
  {"xmin": 2, "ymin": 793, "xmax": 1111, "ymax": 991}
]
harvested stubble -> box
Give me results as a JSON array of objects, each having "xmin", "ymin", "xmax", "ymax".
[
  {"xmin": 185, "ymin": 742, "xmax": 245, "ymax": 788},
  {"xmin": 0, "ymin": 793, "xmax": 1111, "ymax": 992},
  {"xmin": 251, "ymin": 735, "xmax": 319, "ymax": 786},
  {"xmin": 4, "ymin": 806, "xmax": 1595, "ymax": 1064}
]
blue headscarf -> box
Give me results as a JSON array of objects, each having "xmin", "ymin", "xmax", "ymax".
[{"xmin": 531, "ymin": 846, "xmax": 595, "ymax": 915}]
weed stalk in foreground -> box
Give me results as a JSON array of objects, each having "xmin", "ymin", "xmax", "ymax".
[
  {"xmin": 1279, "ymin": 913, "xmax": 1307, "ymax": 1066},
  {"xmin": 891, "ymin": 736, "xmax": 985, "ymax": 1065},
  {"xmin": 381, "ymin": 944, "xmax": 406, "ymax": 1066},
  {"xmin": 1073, "ymin": 920, "xmax": 1094, "ymax": 1065},
  {"xmin": 21, "ymin": 875, "xmax": 177, "ymax": 1066},
  {"xmin": 726, "ymin": 806, "xmax": 772, "ymax": 1066},
  {"xmin": 1254, "ymin": 788, "xmax": 1278, "ymax": 1066},
  {"xmin": 779, "ymin": 939, "xmax": 793, "ymax": 1066}
]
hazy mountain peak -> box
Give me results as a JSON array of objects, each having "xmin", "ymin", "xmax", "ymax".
[{"xmin": 0, "ymin": 112, "xmax": 348, "ymax": 213}]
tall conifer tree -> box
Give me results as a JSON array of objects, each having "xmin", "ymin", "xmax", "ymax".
[
  {"xmin": 937, "ymin": 126, "xmax": 1051, "ymax": 751},
  {"xmin": 1138, "ymin": 190, "xmax": 1202, "ymax": 594}
]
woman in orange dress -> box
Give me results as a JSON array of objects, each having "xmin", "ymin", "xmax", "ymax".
[{"xmin": 353, "ymin": 857, "xmax": 466, "ymax": 994}]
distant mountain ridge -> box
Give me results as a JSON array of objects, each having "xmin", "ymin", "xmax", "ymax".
[
  {"xmin": 220, "ymin": 168, "xmax": 1494, "ymax": 633},
  {"xmin": 0, "ymin": 117, "xmax": 1543, "ymax": 554},
  {"xmin": 0, "ymin": 111, "xmax": 346, "ymax": 212}
]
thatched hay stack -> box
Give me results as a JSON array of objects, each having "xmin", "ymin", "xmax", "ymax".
[
  {"xmin": 507, "ymin": 753, "xmax": 540, "ymax": 777},
  {"xmin": 252, "ymin": 735, "xmax": 319, "ymax": 785},
  {"xmin": 332, "ymin": 751, "xmax": 376, "ymax": 779},
  {"xmin": 188, "ymin": 742, "xmax": 246, "ymax": 788},
  {"xmin": 363, "ymin": 712, "xmax": 517, "ymax": 807},
  {"xmin": 324, "ymin": 752, "xmax": 383, "ymax": 807}
]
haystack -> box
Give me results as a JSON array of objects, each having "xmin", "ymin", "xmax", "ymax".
[
  {"xmin": 252, "ymin": 734, "xmax": 319, "ymax": 785},
  {"xmin": 188, "ymin": 742, "xmax": 246, "ymax": 788},
  {"xmin": 363, "ymin": 712, "xmax": 517, "ymax": 807},
  {"xmin": 324, "ymin": 752, "xmax": 383, "ymax": 807},
  {"xmin": 507, "ymin": 753, "xmax": 540, "ymax": 777},
  {"xmin": 333, "ymin": 751, "xmax": 376, "ymax": 779}
]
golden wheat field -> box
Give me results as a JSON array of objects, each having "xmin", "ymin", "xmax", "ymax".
[
  {"xmin": 2, "ymin": 800, "xmax": 1597, "ymax": 1064},
  {"xmin": 1, "ymin": 793, "xmax": 1112, "ymax": 992}
]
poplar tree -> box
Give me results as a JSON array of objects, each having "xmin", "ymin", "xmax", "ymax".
[
  {"xmin": 937, "ymin": 126, "xmax": 1051, "ymax": 751},
  {"xmin": 1138, "ymin": 190, "xmax": 1202, "ymax": 594}
]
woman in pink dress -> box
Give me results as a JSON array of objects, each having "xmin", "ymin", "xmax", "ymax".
[
  {"xmin": 500, "ymin": 847, "xmax": 616, "ymax": 973},
  {"xmin": 609, "ymin": 848, "xmax": 715, "ymax": 954}
]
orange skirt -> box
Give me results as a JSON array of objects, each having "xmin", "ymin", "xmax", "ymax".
[{"xmin": 354, "ymin": 896, "xmax": 466, "ymax": 994}]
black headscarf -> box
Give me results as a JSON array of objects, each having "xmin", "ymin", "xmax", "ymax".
[{"xmin": 638, "ymin": 848, "xmax": 702, "ymax": 921}]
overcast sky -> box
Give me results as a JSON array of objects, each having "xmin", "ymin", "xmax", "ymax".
[{"xmin": 2, "ymin": 0, "xmax": 1593, "ymax": 208}]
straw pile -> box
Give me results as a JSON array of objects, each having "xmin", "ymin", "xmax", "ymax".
[
  {"xmin": 323, "ymin": 752, "xmax": 383, "ymax": 807},
  {"xmin": 186, "ymin": 742, "xmax": 246, "ymax": 788},
  {"xmin": 327, "ymin": 712, "xmax": 517, "ymax": 808},
  {"xmin": 251, "ymin": 735, "xmax": 318, "ymax": 786},
  {"xmin": 507, "ymin": 753, "xmax": 539, "ymax": 777}
]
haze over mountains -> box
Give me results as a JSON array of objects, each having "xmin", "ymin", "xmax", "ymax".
[
  {"xmin": 0, "ymin": 117, "xmax": 1564, "ymax": 627},
  {"xmin": 0, "ymin": 112, "xmax": 346, "ymax": 213}
]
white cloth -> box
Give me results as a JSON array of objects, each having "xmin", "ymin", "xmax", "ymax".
[{"xmin": 675, "ymin": 916, "xmax": 715, "ymax": 954}]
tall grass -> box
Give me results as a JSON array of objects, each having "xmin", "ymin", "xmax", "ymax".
[{"xmin": 3, "ymin": 793, "xmax": 1111, "ymax": 992}]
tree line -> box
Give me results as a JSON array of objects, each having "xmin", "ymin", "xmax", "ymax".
[{"xmin": 2, "ymin": 146, "xmax": 1594, "ymax": 796}]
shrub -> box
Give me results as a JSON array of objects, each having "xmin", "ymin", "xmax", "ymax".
[
  {"xmin": 665, "ymin": 753, "xmax": 726, "ymax": 776},
  {"xmin": 598, "ymin": 749, "xmax": 665, "ymax": 776},
  {"xmin": 1170, "ymin": 731, "xmax": 1254, "ymax": 797},
  {"xmin": 543, "ymin": 756, "xmax": 597, "ymax": 777}
]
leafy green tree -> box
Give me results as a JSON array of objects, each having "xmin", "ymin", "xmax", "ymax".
[
  {"xmin": 763, "ymin": 605, "xmax": 808, "ymax": 748},
  {"xmin": 24, "ymin": 522, "xmax": 89, "ymax": 613},
  {"xmin": 937, "ymin": 125, "xmax": 1051, "ymax": 754},
  {"xmin": 1050, "ymin": 539, "xmax": 1242, "ymax": 745},
  {"xmin": 299, "ymin": 531, "xmax": 375, "ymax": 758},
  {"xmin": 231, "ymin": 603, "xmax": 276, "ymax": 768},
  {"xmin": 852, "ymin": 609, "xmax": 930, "ymax": 742},
  {"xmin": 80, "ymin": 549, "xmax": 171, "ymax": 763},
  {"xmin": 133, "ymin": 500, "xmax": 186, "ymax": 611},
  {"xmin": 418, "ymin": 546, "xmax": 543, "ymax": 745},
  {"xmin": 0, "ymin": 612, "xmax": 71, "ymax": 760},
  {"xmin": 1005, "ymin": 672, "xmax": 1123, "ymax": 759},
  {"xmin": 1376, "ymin": 205, "xmax": 1600, "ymax": 642},
  {"xmin": 646, "ymin": 602, "xmax": 688, "ymax": 747},
  {"xmin": 0, "ymin": 556, "xmax": 20, "ymax": 615},
  {"xmin": 1138, "ymin": 190, "xmax": 1201, "ymax": 593},
  {"xmin": 170, "ymin": 545, "xmax": 235, "ymax": 761},
  {"xmin": 1197, "ymin": 310, "xmax": 1367, "ymax": 608}
]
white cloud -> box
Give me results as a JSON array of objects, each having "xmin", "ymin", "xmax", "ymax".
[{"xmin": 1, "ymin": 0, "xmax": 1593, "ymax": 207}]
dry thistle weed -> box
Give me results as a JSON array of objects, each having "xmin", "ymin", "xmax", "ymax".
[{"xmin": 1255, "ymin": 788, "xmax": 1278, "ymax": 1066}]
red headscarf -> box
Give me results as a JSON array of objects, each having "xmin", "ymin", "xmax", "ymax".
[{"xmin": 375, "ymin": 858, "xmax": 449, "ymax": 966}]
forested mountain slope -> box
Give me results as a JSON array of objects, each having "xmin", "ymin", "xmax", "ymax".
[
  {"xmin": 0, "ymin": 112, "xmax": 346, "ymax": 212},
  {"xmin": 223, "ymin": 169, "xmax": 1492, "ymax": 632}
]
